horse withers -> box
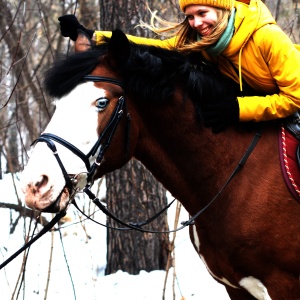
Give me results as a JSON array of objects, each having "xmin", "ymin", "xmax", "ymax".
[{"xmin": 21, "ymin": 30, "xmax": 300, "ymax": 299}]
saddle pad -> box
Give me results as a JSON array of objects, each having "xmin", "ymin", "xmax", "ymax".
[{"xmin": 279, "ymin": 126, "xmax": 300, "ymax": 202}]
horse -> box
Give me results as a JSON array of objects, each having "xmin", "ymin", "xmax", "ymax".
[{"xmin": 21, "ymin": 30, "xmax": 300, "ymax": 299}]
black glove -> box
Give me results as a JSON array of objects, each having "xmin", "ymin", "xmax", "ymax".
[
  {"xmin": 202, "ymin": 98, "xmax": 239, "ymax": 133},
  {"xmin": 58, "ymin": 15, "xmax": 94, "ymax": 41}
]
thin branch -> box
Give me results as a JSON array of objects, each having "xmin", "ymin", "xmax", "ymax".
[
  {"xmin": 12, "ymin": 212, "xmax": 36, "ymax": 300},
  {"xmin": 0, "ymin": 203, "xmax": 50, "ymax": 226},
  {"xmin": 36, "ymin": 75, "xmax": 51, "ymax": 120},
  {"xmin": 44, "ymin": 224, "xmax": 55, "ymax": 300},
  {"xmin": 36, "ymin": 0, "xmax": 55, "ymax": 60},
  {"xmin": 162, "ymin": 201, "xmax": 182, "ymax": 300},
  {"xmin": 1, "ymin": 32, "xmax": 37, "ymax": 110},
  {"xmin": 0, "ymin": 0, "xmax": 24, "ymax": 44},
  {"xmin": 58, "ymin": 228, "xmax": 77, "ymax": 300}
]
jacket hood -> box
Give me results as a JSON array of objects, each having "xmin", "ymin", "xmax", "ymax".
[{"xmin": 226, "ymin": 0, "xmax": 276, "ymax": 55}]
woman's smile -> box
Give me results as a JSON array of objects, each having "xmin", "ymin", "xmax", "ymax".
[{"xmin": 199, "ymin": 25, "xmax": 213, "ymax": 36}]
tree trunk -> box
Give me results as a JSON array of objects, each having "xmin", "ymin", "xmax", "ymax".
[
  {"xmin": 274, "ymin": 0, "xmax": 282, "ymax": 21},
  {"xmin": 99, "ymin": 0, "xmax": 174, "ymax": 275},
  {"xmin": 105, "ymin": 160, "xmax": 170, "ymax": 275}
]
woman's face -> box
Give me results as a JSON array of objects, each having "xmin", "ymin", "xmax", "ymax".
[{"xmin": 185, "ymin": 5, "xmax": 218, "ymax": 37}]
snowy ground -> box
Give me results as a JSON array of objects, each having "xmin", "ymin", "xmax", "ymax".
[{"xmin": 0, "ymin": 173, "xmax": 230, "ymax": 299}]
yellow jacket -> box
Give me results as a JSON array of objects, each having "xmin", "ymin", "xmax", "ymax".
[{"xmin": 95, "ymin": 0, "xmax": 300, "ymax": 122}]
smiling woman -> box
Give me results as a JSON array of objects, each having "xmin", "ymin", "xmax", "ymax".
[{"xmin": 59, "ymin": 0, "xmax": 300, "ymax": 134}]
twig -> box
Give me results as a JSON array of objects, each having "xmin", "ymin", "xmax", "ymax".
[
  {"xmin": 36, "ymin": 75, "xmax": 51, "ymax": 120},
  {"xmin": 0, "ymin": 203, "xmax": 48, "ymax": 224},
  {"xmin": 44, "ymin": 219, "xmax": 55, "ymax": 300},
  {"xmin": 12, "ymin": 212, "xmax": 36, "ymax": 299},
  {"xmin": 0, "ymin": 0, "xmax": 23, "ymax": 44},
  {"xmin": 36, "ymin": 0, "xmax": 54, "ymax": 60},
  {"xmin": 58, "ymin": 228, "xmax": 77, "ymax": 299},
  {"xmin": 10, "ymin": 172, "xmax": 22, "ymax": 205},
  {"xmin": 162, "ymin": 200, "xmax": 182, "ymax": 300},
  {"xmin": 1, "ymin": 32, "xmax": 37, "ymax": 110}
]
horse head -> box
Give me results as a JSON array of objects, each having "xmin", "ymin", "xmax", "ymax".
[{"xmin": 22, "ymin": 30, "xmax": 136, "ymax": 212}]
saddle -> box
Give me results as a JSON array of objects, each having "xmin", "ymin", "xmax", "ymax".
[{"xmin": 279, "ymin": 112, "xmax": 300, "ymax": 202}]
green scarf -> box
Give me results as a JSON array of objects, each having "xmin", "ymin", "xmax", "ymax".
[{"xmin": 197, "ymin": 8, "xmax": 236, "ymax": 56}]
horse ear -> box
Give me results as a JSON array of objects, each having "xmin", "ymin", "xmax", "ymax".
[
  {"xmin": 108, "ymin": 29, "xmax": 130, "ymax": 67},
  {"xmin": 75, "ymin": 30, "xmax": 92, "ymax": 53}
]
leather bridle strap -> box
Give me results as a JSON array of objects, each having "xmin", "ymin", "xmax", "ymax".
[
  {"xmin": 83, "ymin": 75, "xmax": 124, "ymax": 89},
  {"xmin": 31, "ymin": 136, "xmax": 75, "ymax": 191},
  {"xmin": 83, "ymin": 188, "xmax": 177, "ymax": 232},
  {"xmin": 86, "ymin": 96, "xmax": 126, "ymax": 183},
  {"xmin": 72, "ymin": 197, "xmax": 176, "ymax": 231},
  {"xmin": 181, "ymin": 126, "xmax": 264, "ymax": 227},
  {"xmin": 35, "ymin": 133, "xmax": 91, "ymax": 170}
]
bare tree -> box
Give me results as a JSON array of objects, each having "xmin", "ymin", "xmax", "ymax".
[
  {"xmin": 98, "ymin": 0, "xmax": 180, "ymax": 275},
  {"xmin": 264, "ymin": 0, "xmax": 300, "ymax": 43},
  {"xmin": 105, "ymin": 160, "xmax": 170, "ymax": 275}
]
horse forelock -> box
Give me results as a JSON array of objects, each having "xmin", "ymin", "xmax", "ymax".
[{"xmin": 44, "ymin": 46, "xmax": 108, "ymax": 99}]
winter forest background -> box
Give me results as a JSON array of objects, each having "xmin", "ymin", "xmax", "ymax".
[{"xmin": 1, "ymin": 0, "xmax": 300, "ymax": 299}]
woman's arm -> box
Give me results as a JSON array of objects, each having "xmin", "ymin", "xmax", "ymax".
[
  {"xmin": 238, "ymin": 25, "xmax": 300, "ymax": 122},
  {"xmin": 94, "ymin": 31, "xmax": 177, "ymax": 50},
  {"xmin": 58, "ymin": 15, "xmax": 177, "ymax": 50}
]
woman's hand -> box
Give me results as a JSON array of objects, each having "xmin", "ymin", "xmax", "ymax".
[
  {"xmin": 202, "ymin": 97, "xmax": 240, "ymax": 133},
  {"xmin": 58, "ymin": 15, "xmax": 94, "ymax": 41}
]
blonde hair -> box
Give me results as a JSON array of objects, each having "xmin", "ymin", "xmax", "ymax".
[{"xmin": 140, "ymin": 7, "xmax": 232, "ymax": 54}]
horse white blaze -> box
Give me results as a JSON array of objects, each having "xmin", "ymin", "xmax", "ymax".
[
  {"xmin": 22, "ymin": 82, "xmax": 104, "ymax": 210},
  {"xmin": 239, "ymin": 277, "xmax": 272, "ymax": 300}
]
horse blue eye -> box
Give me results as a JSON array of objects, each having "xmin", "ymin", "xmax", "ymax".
[{"xmin": 95, "ymin": 98, "xmax": 109, "ymax": 110}]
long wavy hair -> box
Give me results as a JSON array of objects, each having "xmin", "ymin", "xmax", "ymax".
[{"xmin": 140, "ymin": 6, "xmax": 232, "ymax": 54}]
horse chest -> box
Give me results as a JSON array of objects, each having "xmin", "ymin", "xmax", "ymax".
[
  {"xmin": 190, "ymin": 225, "xmax": 274, "ymax": 299},
  {"xmin": 190, "ymin": 224, "xmax": 240, "ymax": 289}
]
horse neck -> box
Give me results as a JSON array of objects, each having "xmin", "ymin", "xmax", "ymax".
[{"xmin": 131, "ymin": 94, "xmax": 246, "ymax": 214}]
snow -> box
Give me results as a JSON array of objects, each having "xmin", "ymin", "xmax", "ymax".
[{"xmin": 0, "ymin": 173, "xmax": 230, "ymax": 299}]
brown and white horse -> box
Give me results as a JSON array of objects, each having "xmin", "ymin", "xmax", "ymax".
[{"xmin": 21, "ymin": 30, "xmax": 300, "ymax": 299}]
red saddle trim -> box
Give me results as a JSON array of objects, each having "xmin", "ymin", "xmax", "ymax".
[{"xmin": 279, "ymin": 126, "xmax": 300, "ymax": 201}]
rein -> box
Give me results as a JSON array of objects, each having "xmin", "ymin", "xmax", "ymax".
[
  {"xmin": 80, "ymin": 126, "xmax": 264, "ymax": 232},
  {"xmin": 0, "ymin": 75, "xmax": 264, "ymax": 270}
]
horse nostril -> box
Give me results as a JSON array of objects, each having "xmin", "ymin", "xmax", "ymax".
[{"xmin": 34, "ymin": 175, "xmax": 49, "ymax": 191}]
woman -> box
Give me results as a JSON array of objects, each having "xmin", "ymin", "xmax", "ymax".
[{"xmin": 59, "ymin": 0, "xmax": 300, "ymax": 133}]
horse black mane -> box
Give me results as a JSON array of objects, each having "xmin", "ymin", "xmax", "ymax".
[{"xmin": 45, "ymin": 38, "xmax": 244, "ymax": 113}]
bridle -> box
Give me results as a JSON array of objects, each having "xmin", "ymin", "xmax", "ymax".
[
  {"xmin": 0, "ymin": 74, "xmax": 264, "ymax": 270},
  {"xmin": 36, "ymin": 75, "xmax": 127, "ymax": 194}
]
